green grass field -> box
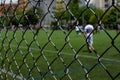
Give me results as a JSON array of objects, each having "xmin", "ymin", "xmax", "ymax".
[{"xmin": 0, "ymin": 29, "xmax": 120, "ymax": 80}]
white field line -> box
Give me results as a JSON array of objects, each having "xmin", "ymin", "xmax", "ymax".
[
  {"xmin": 44, "ymin": 50, "xmax": 120, "ymax": 63},
  {"xmin": 3, "ymin": 44, "xmax": 120, "ymax": 63},
  {"xmin": 0, "ymin": 68, "xmax": 26, "ymax": 80},
  {"xmin": 0, "ymin": 44, "xmax": 120, "ymax": 80}
]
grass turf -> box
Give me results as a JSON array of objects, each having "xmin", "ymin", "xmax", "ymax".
[{"xmin": 0, "ymin": 29, "xmax": 120, "ymax": 80}]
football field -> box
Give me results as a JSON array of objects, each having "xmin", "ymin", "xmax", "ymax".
[{"xmin": 0, "ymin": 29, "xmax": 120, "ymax": 80}]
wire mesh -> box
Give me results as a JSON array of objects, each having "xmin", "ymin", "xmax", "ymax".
[{"xmin": 0, "ymin": 0, "xmax": 120, "ymax": 80}]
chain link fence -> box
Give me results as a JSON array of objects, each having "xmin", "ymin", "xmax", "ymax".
[{"xmin": 0, "ymin": 0, "xmax": 120, "ymax": 80}]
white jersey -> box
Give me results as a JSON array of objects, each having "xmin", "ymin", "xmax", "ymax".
[
  {"xmin": 75, "ymin": 26, "xmax": 79, "ymax": 31},
  {"xmin": 84, "ymin": 24, "xmax": 94, "ymax": 37}
]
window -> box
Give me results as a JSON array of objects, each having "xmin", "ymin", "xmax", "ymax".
[
  {"xmin": 105, "ymin": 4, "xmax": 109, "ymax": 8},
  {"xmin": 105, "ymin": 0, "xmax": 108, "ymax": 2}
]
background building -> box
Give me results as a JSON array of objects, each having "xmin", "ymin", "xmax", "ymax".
[
  {"xmin": 90, "ymin": 0, "xmax": 120, "ymax": 10},
  {"xmin": 0, "ymin": 0, "xmax": 28, "ymax": 15},
  {"xmin": 92, "ymin": 0, "xmax": 112, "ymax": 10},
  {"xmin": 0, "ymin": 0, "xmax": 119, "ymax": 25}
]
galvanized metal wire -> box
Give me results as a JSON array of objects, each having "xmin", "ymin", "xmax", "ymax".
[{"xmin": 0, "ymin": 0, "xmax": 120, "ymax": 80}]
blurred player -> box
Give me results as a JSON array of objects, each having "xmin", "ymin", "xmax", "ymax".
[{"xmin": 84, "ymin": 24, "xmax": 94, "ymax": 53}]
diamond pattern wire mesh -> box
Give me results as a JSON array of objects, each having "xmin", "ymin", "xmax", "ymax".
[{"xmin": 0, "ymin": 0, "xmax": 120, "ymax": 80}]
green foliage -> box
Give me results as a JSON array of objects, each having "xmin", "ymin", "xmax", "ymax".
[
  {"xmin": 0, "ymin": 11, "xmax": 28, "ymax": 26},
  {"xmin": 102, "ymin": 7, "xmax": 120, "ymax": 25},
  {"xmin": 69, "ymin": 0, "xmax": 80, "ymax": 17},
  {"xmin": 53, "ymin": 0, "xmax": 80, "ymax": 21},
  {"xmin": 25, "ymin": 8, "xmax": 38, "ymax": 25},
  {"xmin": 10, "ymin": 11, "xmax": 27, "ymax": 26},
  {"xmin": 53, "ymin": 0, "xmax": 120, "ymax": 27},
  {"xmin": 118, "ymin": 0, "xmax": 120, "ymax": 2},
  {"xmin": 116, "ymin": 18, "xmax": 120, "ymax": 24},
  {"xmin": 89, "ymin": 15, "xmax": 97, "ymax": 24},
  {"xmin": 53, "ymin": 0, "xmax": 104, "ymax": 25},
  {"xmin": 0, "ymin": 7, "xmax": 44, "ymax": 27},
  {"xmin": 25, "ymin": 7, "xmax": 44, "ymax": 25},
  {"xmin": 0, "ymin": 16, "xmax": 11, "ymax": 26},
  {"xmin": 78, "ymin": 6, "xmax": 103, "ymax": 24},
  {"xmin": 11, "ymin": 17, "xmax": 25, "ymax": 26},
  {"xmin": 4, "ymin": 18, "xmax": 10, "ymax": 26},
  {"xmin": 89, "ymin": 8, "xmax": 104, "ymax": 24}
]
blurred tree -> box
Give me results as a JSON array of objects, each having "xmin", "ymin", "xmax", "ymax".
[
  {"xmin": 68, "ymin": 0, "xmax": 80, "ymax": 18},
  {"xmin": 53, "ymin": 0, "xmax": 104, "ymax": 26},
  {"xmin": 117, "ymin": 18, "xmax": 120, "ymax": 24},
  {"xmin": 53, "ymin": 0, "xmax": 80, "ymax": 25},
  {"xmin": 11, "ymin": 11, "xmax": 25, "ymax": 26},
  {"xmin": 102, "ymin": 7, "xmax": 120, "ymax": 28},
  {"xmin": 25, "ymin": 7, "xmax": 44, "ymax": 25},
  {"xmin": 89, "ymin": 8, "xmax": 104, "ymax": 25}
]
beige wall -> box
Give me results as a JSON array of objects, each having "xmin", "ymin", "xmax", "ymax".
[{"xmin": 92, "ymin": 0, "xmax": 112, "ymax": 10}]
